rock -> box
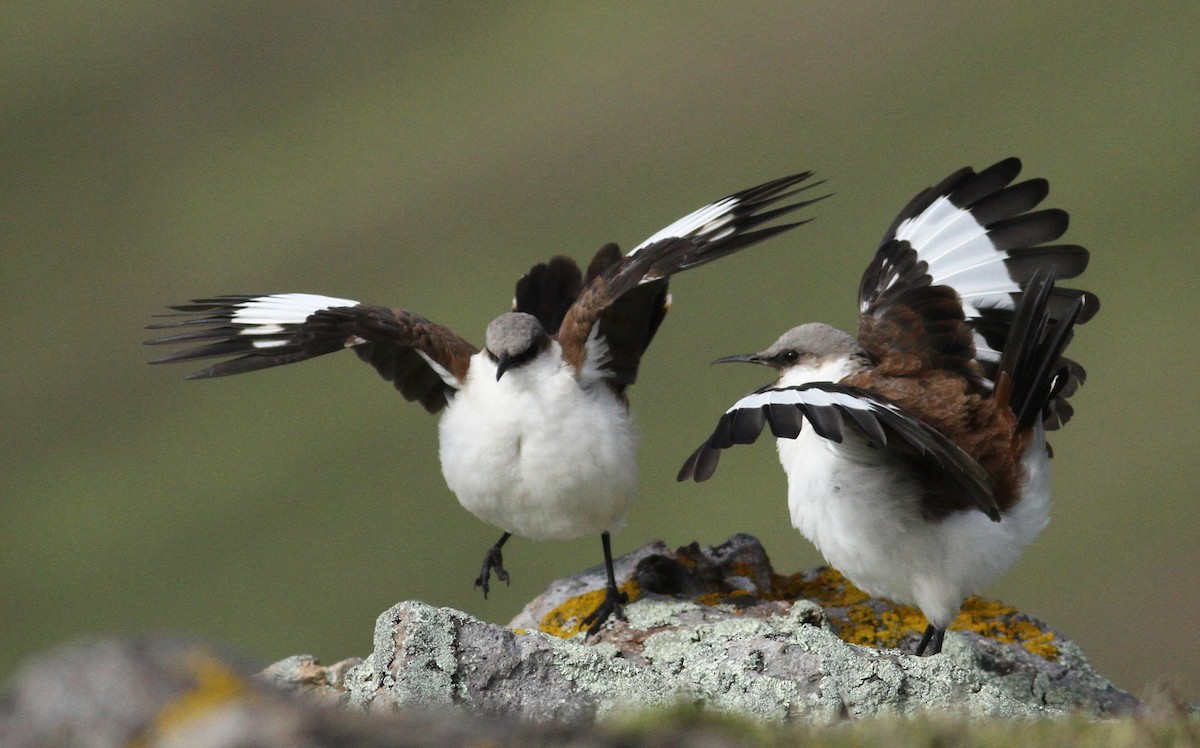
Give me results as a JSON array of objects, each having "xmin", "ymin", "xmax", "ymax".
[
  {"xmin": 0, "ymin": 636, "xmax": 594, "ymax": 747},
  {"xmin": 347, "ymin": 534, "xmax": 1140, "ymax": 720},
  {"xmin": 0, "ymin": 535, "xmax": 1143, "ymax": 746},
  {"xmin": 259, "ymin": 654, "xmax": 363, "ymax": 706}
]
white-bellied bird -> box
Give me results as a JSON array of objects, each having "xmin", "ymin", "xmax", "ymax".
[
  {"xmin": 147, "ymin": 172, "xmax": 825, "ymax": 635},
  {"xmin": 678, "ymin": 158, "xmax": 1098, "ymax": 655}
]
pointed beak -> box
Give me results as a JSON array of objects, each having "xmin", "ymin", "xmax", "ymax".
[
  {"xmin": 495, "ymin": 353, "xmax": 514, "ymax": 381},
  {"xmin": 711, "ymin": 352, "xmax": 769, "ymax": 366}
]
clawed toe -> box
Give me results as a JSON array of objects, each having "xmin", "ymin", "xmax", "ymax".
[
  {"xmin": 474, "ymin": 533, "xmax": 512, "ymax": 599},
  {"xmin": 581, "ymin": 587, "xmax": 628, "ymax": 637}
]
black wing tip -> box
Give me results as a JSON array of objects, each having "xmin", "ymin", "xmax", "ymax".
[
  {"xmin": 677, "ymin": 443, "xmax": 721, "ymax": 483},
  {"xmin": 676, "ymin": 448, "xmax": 700, "ymax": 482}
]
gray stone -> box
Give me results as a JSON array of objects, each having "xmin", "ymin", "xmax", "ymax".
[
  {"xmin": 344, "ymin": 600, "xmax": 675, "ymax": 725},
  {"xmin": 0, "ymin": 535, "xmax": 1144, "ymax": 746},
  {"xmin": 346, "ymin": 534, "xmax": 1140, "ymax": 722},
  {"xmin": 0, "ymin": 636, "xmax": 591, "ymax": 747}
]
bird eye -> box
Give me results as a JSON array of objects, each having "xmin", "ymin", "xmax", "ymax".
[{"xmin": 781, "ymin": 350, "xmax": 800, "ymax": 364}]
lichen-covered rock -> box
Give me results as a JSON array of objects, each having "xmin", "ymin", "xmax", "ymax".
[
  {"xmin": 259, "ymin": 654, "xmax": 363, "ymax": 707},
  {"xmin": 0, "ymin": 637, "xmax": 595, "ymax": 747},
  {"xmin": 347, "ymin": 534, "xmax": 1139, "ymax": 721},
  {"xmin": 0, "ymin": 536, "xmax": 1142, "ymax": 746}
]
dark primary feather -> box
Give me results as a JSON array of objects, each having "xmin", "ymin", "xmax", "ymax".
[
  {"xmin": 993, "ymin": 269, "xmax": 1087, "ymax": 433},
  {"xmin": 558, "ymin": 171, "xmax": 827, "ymax": 384},
  {"xmin": 513, "ymin": 255, "xmax": 584, "ymax": 336},
  {"xmin": 146, "ymin": 296, "xmax": 346, "ymax": 378},
  {"xmin": 513, "ymin": 243, "xmax": 671, "ymax": 389},
  {"xmin": 858, "ymin": 158, "xmax": 1099, "ymax": 424},
  {"xmin": 146, "ymin": 298, "xmax": 477, "ymax": 414}
]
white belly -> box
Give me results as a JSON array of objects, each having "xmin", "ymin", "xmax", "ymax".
[
  {"xmin": 778, "ymin": 424, "xmax": 1052, "ymax": 628},
  {"xmin": 438, "ymin": 351, "xmax": 637, "ymax": 541}
]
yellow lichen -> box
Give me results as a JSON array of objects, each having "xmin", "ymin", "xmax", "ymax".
[
  {"xmin": 772, "ymin": 567, "xmax": 1060, "ymax": 659},
  {"xmin": 130, "ymin": 649, "xmax": 253, "ymax": 747},
  {"xmin": 538, "ymin": 580, "xmax": 643, "ymax": 639},
  {"xmin": 955, "ymin": 597, "xmax": 1061, "ymax": 659},
  {"xmin": 535, "ymin": 552, "xmax": 1060, "ymax": 659},
  {"xmin": 694, "ymin": 591, "xmax": 730, "ymax": 608}
]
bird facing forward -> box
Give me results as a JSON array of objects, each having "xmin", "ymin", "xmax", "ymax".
[
  {"xmin": 679, "ymin": 158, "xmax": 1098, "ymax": 655},
  {"xmin": 147, "ymin": 172, "xmax": 824, "ymax": 635}
]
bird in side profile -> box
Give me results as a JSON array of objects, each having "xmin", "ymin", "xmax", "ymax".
[
  {"xmin": 678, "ymin": 158, "xmax": 1099, "ymax": 655},
  {"xmin": 146, "ymin": 172, "xmax": 824, "ymax": 635}
]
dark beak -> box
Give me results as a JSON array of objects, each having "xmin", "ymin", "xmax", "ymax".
[
  {"xmin": 711, "ymin": 353, "xmax": 769, "ymax": 366},
  {"xmin": 495, "ymin": 353, "xmax": 514, "ymax": 380}
]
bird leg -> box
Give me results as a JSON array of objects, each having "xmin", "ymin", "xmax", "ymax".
[
  {"xmin": 581, "ymin": 531, "xmax": 628, "ymax": 637},
  {"xmin": 474, "ymin": 532, "xmax": 512, "ymax": 598},
  {"xmin": 915, "ymin": 623, "xmax": 946, "ymax": 656}
]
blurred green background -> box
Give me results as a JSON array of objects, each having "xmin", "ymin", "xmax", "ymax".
[{"xmin": 3, "ymin": 2, "xmax": 1197, "ymax": 702}]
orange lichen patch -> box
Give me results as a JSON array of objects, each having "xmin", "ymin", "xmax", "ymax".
[
  {"xmin": 773, "ymin": 567, "xmax": 871, "ymax": 607},
  {"xmin": 837, "ymin": 598, "xmax": 930, "ymax": 650},
  {"xmin": 694, "ymin": 591, "xmax": 729, "ymax": 607},
  {"xmin": 955, "ymin": 597, "xmax": 1060, "ymax": 659},
  {"xmin": 692, "ymin": 590, "xmax": 762, "ymax": 608},
  {"xmin": 766, "ymin": 568, "xmax": 1060, "ymax": 660},
  {"xmin": 727, "ymin": 559, "xmax": 764, "ymax": 582},
  {"xmin": 538, "ymin": 580, "xmax": 643, "ymax": 639},
  {"xmin": 131, "ymin": 650, "xmax": 253, "ymax": 747}
]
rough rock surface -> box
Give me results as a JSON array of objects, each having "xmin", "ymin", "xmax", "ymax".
[
  {"xmin": 344, "ymin": 534, "xmax": 1138, "ymax": 722},
  {"xmin": 0, "ymin": 637, "xmax": 592, "ymax": 747},
  {"xmin": 1, "ymin": 536, "xmax": 1144, "ymax": 746}
]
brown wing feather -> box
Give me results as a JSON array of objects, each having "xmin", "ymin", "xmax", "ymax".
[
  {"xmin": 841, "ymin": 368, "xmax": 1022, "ymax": 515},
  {"xmin": 147, "ymin": 296, "xmax": 477, "ymax": 414},
  {"xmin": 326, "ymin": 306, "xmax": 478, "ymax": 412},
  {"xmin": 857, "ymin": 242, "xmax": 985, "ymax": 389}
]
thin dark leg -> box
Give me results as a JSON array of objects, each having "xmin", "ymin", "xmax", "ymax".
[
  {"xmin": 580, "ymin": 531, "xmax": 628, "ymax": 636},
  {"xmin": 915, "ymin": 624, "xmax": 945, "ymax": 656},
  {"xmin": 474, "ymin": 532, "xmax": 512, "ymax": 599}
]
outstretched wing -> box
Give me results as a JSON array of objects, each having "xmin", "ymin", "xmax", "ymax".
[
  {"xmin": 677, "ymin": 382, "xmax": 997, "ymax": 520},
  {"xmin": 857, "ymin": 158, "xmax": 1098, "ymax": 425},
  {"xmin": 560, "ymin": 171, "xmax": 828, "ymax": 386},
  {"xmin": 146, "ymin": 293, "xmax": 478, "ymax": 413}
]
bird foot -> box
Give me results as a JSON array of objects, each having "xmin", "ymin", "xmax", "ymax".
[
  {"xmin": 915, "ymin": 624, "xmax": 945, "ymax": 656},
  {"xmin": 474, "ymin": 543, "xmax": 510, "ymax": 599},
  {"xmin": 580, "ymin": 584, "xmax": 628, "ymax": 637}
]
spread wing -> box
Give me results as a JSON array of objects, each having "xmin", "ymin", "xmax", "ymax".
[
  {"xmin": 146, "ymin": 293, "xmax": 478, "ymax": 413},
  {"xmin": 857, "ymin": 158, "xmax": 1098, "ymax": 426},
  {"xmin": 677, "ymin": 382, "xmax": 997, "ymax": 520},
  {"xmin": 559, "ymin": 171, "xmax": 828, "ymax": 386}
]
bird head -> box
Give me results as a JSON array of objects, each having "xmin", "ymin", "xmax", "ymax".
[{"xmin": 485, "ymin": 312, "xmax": 550, "ymax": 380}]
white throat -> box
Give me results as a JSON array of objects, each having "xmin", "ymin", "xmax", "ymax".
[{"xmin": 776, "ymin": 355, "xmax": 858, "ymax": 389}]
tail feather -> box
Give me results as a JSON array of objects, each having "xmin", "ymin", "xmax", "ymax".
[{"xmin": 994, "ymin": 269, "xmax": 1088, "ymax": 432}]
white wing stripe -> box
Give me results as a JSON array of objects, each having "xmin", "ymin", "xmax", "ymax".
[
  {"xmin": 231, "ymin": 293, "xmax": 361, "ymax": 326},
  {"xmin": 894, "ymin": 197, "xmax": 998, "ymax": 269},
  {"xmin": 631, "ymin": 196, "xmax": 738, "ymax": 254},
  {"xmin": 726, "ymin": 387, "xmax": 882, "ymax": 415}
]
